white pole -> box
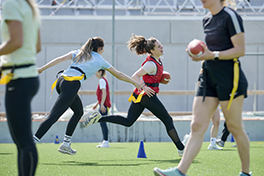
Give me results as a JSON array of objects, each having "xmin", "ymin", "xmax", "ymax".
[
  {"xmin": 253, "ymin": 83, "xmax": 256, "ymax": 113},
  {"xmin": 111, "ymin": 0, "xmax": 115, "ymax": 115}
]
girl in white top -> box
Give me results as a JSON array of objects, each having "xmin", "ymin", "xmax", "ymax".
[{"xmin": 0, "ymin": 0, "xmax": 41, "ymax": 175}]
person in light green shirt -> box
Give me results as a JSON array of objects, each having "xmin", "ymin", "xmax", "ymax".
[{"xmin": 0, "ymin": 0, "xmax": 41, "ymax": 175}]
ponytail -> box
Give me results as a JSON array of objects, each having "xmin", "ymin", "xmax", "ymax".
[
  {"xmin": 73, "ymin": 37, "xmax": 104, "ymax": 63},
  {"xmin": 127, "ymin": 34, "xmax": 157, "ymax": 55}
]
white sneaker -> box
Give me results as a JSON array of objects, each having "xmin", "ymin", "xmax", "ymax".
[
  {"xmin": 207, "ymin": 143, "xmax": 223, "ymax": 150},
  {"xmin": 83, "ymin": 111, "xmax": 102, "ymax": 128},
  {"xmin": 178, "ymin": 134, "xmax": 190, "ymax": 157},
  {"xmin": 182, "ymin": 134, "xmax": 190, "ymax": 146},
  {"xmin": 58, "ymin": 143, "xmax": 76, "ymax": 155},
  {"xmin": 97, "ymin": 140, "xmax": 110, "ymax": 148}
]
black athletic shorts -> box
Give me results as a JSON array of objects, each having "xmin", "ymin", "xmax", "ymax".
[{"xmin": 196, "ymin": 60, "xmax": 248, "ymax": 101}]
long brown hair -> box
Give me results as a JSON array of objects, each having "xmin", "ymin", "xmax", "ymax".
[
  {"xmin": 127, "ymin": 34, "xmax": 157, "ymax": 55},
  {"xmin": 25, "ymin": 0, "xmax": 40, "ymax": 21},
  {"xmin": 73, "ymin": 37, "xmax": 104, "ymax": 63},
  {"xmin": 221, "ymin": 0, "xmax": 236, "ymax": 9}
]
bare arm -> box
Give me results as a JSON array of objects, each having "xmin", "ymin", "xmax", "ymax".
[
  {"xmin": 36, "ymin": 29, "xmax": 41, "ymax": 53},
  {"xmin": 38, "ymin": 52, "xmax": 72, "ymax": 74},
  {"xmin": 100, "ymin": 89, "xmax": 107, "ymax": 113},
  {"xmin": 106, "ymin": 66, "xmax": 143, "ymax": 90},
  {"xmin": 0, "ymin": 20, "xmax": 23, "ymax": 56},
  {"xmin": 132, "ymin": 67, "xmax": 156, "ymax": 97},
  {"xmin": 190, "ymin": 33, "xmax": 245, "ymax": 61}
]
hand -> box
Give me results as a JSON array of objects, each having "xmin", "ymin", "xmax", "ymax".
[
  {"xmin": 143, "ymin": 86, "xmax": 156, "ymax": 97},
  {"xmin": 37, "ymin": 68, "xmax": 43, "ymax": 74},
  {"xmin": 92, "ymin": 104, "xmax": 98, "ymax": 110},
  {"xmin": 134, "ymin": 81, "xmax": 144, "ymax": 91},
  {"xmin": 186, "ymin": 43, "xmax": 214, "ymax": 62},
  {"xmin": 100, "ymin": 105, "xmax": 106, "ymax": 113}
]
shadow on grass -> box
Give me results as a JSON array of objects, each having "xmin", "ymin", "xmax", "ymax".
[
  {"xmin": 40, "ymin": 160, "xmax": 145, "ymax": 167},
  {"xmin": 0, "ymin": 153, "xmax": 14, "ymax": 155}
]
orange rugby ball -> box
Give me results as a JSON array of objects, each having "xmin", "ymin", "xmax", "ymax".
[{"xmin": 160, "ymin": 71, "xmax": 171, "ymax": 84}]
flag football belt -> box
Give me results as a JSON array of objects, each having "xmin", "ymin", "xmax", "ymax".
[
  {"xmin": 202, "ymin": 58, "xmax": 239, "ymax": 110},
  {"xmin": 227, "ymin": 58, "xmax": 239, "ymax": 110},
  {"xmin": 128, "ymin": 91, "xmax": 145, "ymax": 103},
  {"xmin": 50, "ymin": 66, "xmax": 86, "ymax": 98},
  {"xmin": 144, "ymin": 82, "xmax": 159, "ymax": 87},
  {"xmin": 0, "ymin": 64, "xmax": 34, "ymax": 85}
]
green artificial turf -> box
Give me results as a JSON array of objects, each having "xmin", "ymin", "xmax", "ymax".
[{"xmin": 0, "ymin": 142, "xmax": 263, "ymax": 176}]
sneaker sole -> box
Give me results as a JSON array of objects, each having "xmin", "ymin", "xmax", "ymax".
[
  {"xmin": 153, "ymin": 168, "xmax": 165, "ymax": 176},
  {"xmin": 83, "ymin": 112, "xmax": 101, "ymax": 128},
  {"xmin": 58, "ymin": 149, "xmax": 76, "ymax": 155}
]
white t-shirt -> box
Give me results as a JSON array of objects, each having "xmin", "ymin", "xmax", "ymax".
[
  {"xmin": 1, "ymin": 0, "xmax": 40, "ymax": 79},
  {"xmin": 142, "ymin": 61, "xmax": 157, "ymax": 75},
  {"xmin": 99, "ymin": 78, "xmax": 106, "ymax": 89}
]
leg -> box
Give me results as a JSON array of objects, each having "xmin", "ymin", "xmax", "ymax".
[
  {"xmin": 99, "ymin": 105, "xmax": 109, "ymax": 141},
  {"xmin": 58, "ymin": 86, "xmax": 83, "ymax": 155},
  {"xmin": 177, "ymin": 96, "xmax": 219, "ymax": 174},
  {"xmin": 65, "ymin": 95, "xmax": 83, "ymax": 136},
  {"xmin": 142, "ymin": 95, "xmax": 184, "ymax": 150},
  {"xmin": 34, "ymin": 79, "xmax": 80, "ymax": 140},
  {"xmin": 220, "ymin": 95, "xmax": 250, "ymax": 174},
  {"xmin": 211, "ymin": 108, "xmax": 220, "ymax": 139},
  {"xmin": 99, "ymin": 102, "xmax": 144, "ymax": 127},
  {"xmin": 221, "ymin": 121, "xmax": 230, "ymax": 142},
  {"xmin": 5, "ymin": 77, "xmax": 39, "ymax": 176},
  {"xmin": 208, "ymin": 108, "xmax": 222, "ymax": 150}
]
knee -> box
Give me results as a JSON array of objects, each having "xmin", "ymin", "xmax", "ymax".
[
  {"xmin": 75, "ymin": 109, "xmax": 84, "ymax": 118},
  {"xmin": 226, "ymin": 120, "xmax": 244, "ymax": 135},
  {"xmin": 124, "ymin": 120, "xmax": 134, "ymax": 127},
  {"xmin": 212, "ymin": 119, "xmax": 220, "ymax": 127},
  {"xmin": 191, "ymin": 119, "xmax": 208, "ymax": 134}
]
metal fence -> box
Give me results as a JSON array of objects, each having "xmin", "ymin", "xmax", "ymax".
[{"xmin": 34, "ymin": 0, "xmax": 264, "ymax": 16}]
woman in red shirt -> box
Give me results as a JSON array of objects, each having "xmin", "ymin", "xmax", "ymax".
[{"xmin": 84, "ymin": 34, "xmax": 187, "ymax": 156}]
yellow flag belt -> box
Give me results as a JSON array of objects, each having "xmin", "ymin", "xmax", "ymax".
[
  {"xmin": 50, "ymin": 74, "xmax": 85, "ymax": 98},
  {"xmin": 128, "ymin": 91, "xmax": 145, "ymax": 103},
  {"xmin": 0, "ymin": 64, "xmax": 34, "ymax": 85},
  {"xmin": 227, "ymin": 58, "xmax": 239, "ymax": 110}
]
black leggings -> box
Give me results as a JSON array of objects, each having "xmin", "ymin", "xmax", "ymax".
[
  {"xmin": 35, "ymin": 76, "xmax": 83, "ymax": 139},
  {"xmin": 5, "ymin": 77, "xmax": 39, "ymax": 176},
  {"xmin": 99, "ymin": 94, "xmax": 184, "ymax": 150},
  {"xmin": 221, "ymin": 122, "xmax": 230, "ymax": 142}
]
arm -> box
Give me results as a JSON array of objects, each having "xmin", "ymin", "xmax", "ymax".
[
  {"xmin": 100, "ymin": 89, "xmax": 107, "ymax": 113},
  {"xmin": 38, "ymin": 52, "xmax": 72, "ymax": 74},
  {"xmin": 92, "ymin": 102, "xmax": 99, "ymax": 110},
  {"xmin": 106, "ymin": 66, "xmax": 143, "ymax": 90},
  {"xmin": 132, "ymin": 67, "xmax": 156, "ymax": 97},
  {"xmin": 36, "ymin": 29, "xmax": 41, "ymax": 53},
  {"xmin": 190, "ymin": 33, "xmax": 245, "ymax": 61},
  {"xmin": 0, "ymin": 20, "xmax": 23, "ymax": 56}
]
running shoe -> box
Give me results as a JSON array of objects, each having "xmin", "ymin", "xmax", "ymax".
[
  {"xmin": 97, "ymin": 140, "xmax": 110, "ymax": 148},
  {"xmin": 216, "ymin": 139, "xmax": 225, "ymax": 147},
  {"xmin": 58, "ymin": 143, "xmax": 76, "ymax": 155},
  {"xmin": 83, "ymin": 111, "xmax": 102, "ymax": 127},
  {"xmin": 182, "ymin": 134, "xmax": 190, "ymax": 146},
  {"xmin": 239, "ymin": 171, "xmax": 252, "ymax": 176},
  {"xmin": 178, "ymin": 134, "xmax": 190, "ymax": 157},
  {"xmin": 153, "ymin": 167, "xmax": 186, "ymax": 176},
  {"xmin": 207, "ymin": 143, "xmax": 223, "ymax": 150}
]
